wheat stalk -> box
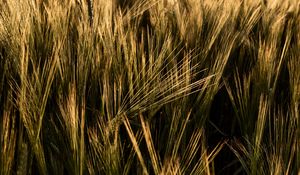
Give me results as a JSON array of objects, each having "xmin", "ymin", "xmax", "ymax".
[{"xmin": 87, "ymin": 0, "xmax": 94, "ymax": 26}]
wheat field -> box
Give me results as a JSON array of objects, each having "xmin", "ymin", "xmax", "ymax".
[{"xmin": 0, "ymin": 0, "xmax": 299, "ymax": 174}]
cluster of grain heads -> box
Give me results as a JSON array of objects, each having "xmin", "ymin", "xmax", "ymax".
[
  {"xmin": 225, "ymin": 0, "xmax": 300, "ymax": 174},
  {"xmin": 0, "ymin": 0, "xmax": 299, "ymax": 174}
]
